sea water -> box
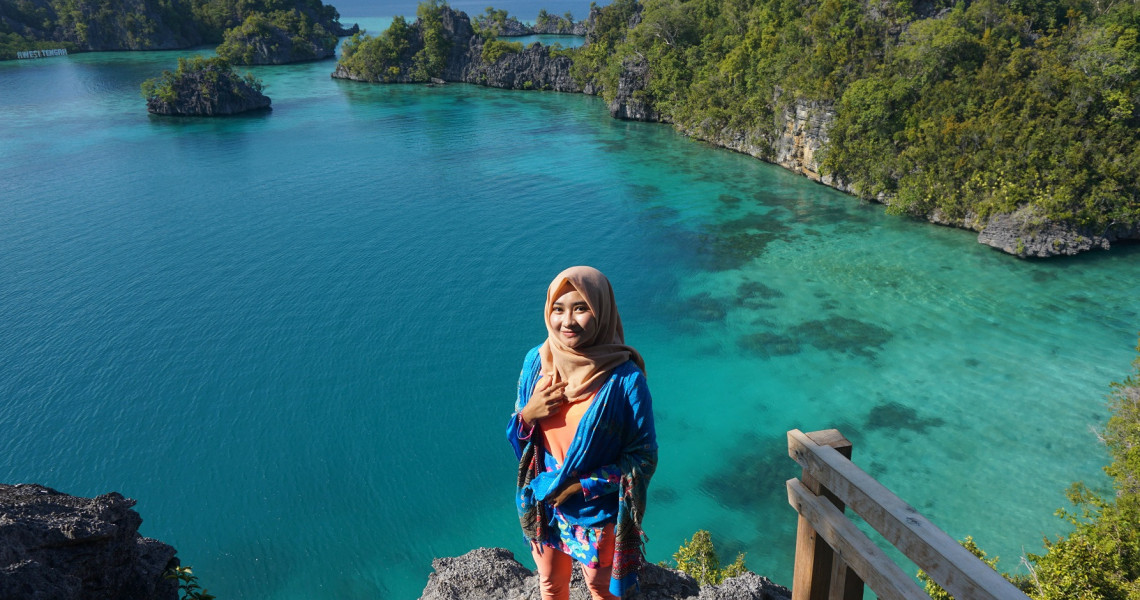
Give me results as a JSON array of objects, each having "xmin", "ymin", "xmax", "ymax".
[{"xmin": 1, "ymin": 17, "xmax": 1139, "ymax": 600}]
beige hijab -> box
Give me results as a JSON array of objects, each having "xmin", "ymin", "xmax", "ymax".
[{"xmin": 539, "ymin": 266, "xmax": 645, "ymax": 400}]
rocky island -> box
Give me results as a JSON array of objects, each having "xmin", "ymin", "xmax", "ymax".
[
  {"xmin": 142, "ymin": 56, "xmax": 271, "ymax": 116},
  {"xmin": 0, "ymin": 484, "xmax": 178, "ymax": 600},
  {"xmin": 332, "ymin": 0, "xmax": 1140, "ymax": 258}
]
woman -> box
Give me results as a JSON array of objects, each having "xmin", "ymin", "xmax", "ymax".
[{"xmin": 507, "ymin": 266, "xmax": 658, "ymax": 600}]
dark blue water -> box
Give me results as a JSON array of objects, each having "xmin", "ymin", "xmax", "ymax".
[{"xmin": 1, "ymin": 9, "xmax": 1138, "ymax": 598}]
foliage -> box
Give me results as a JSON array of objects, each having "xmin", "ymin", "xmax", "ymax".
[
  {"xmin": 215, "ymin": 8, "xmax": 336, "ymax": 63},
  {"xmin": 140, "ymin": 55, "xmax": 263, "ymax": 103},
  {"xmin": 0, "ymin": 0, "xmax": 344, "ymax": 58},
  {"xmin": 480, "ymin": 37, "xmax": 521, "ymax": 62},
  {"xmin": 164, "ymin": 565, "xmax": 216, "ymax": 600},
  {"xmin": 411, "ymin": 0, "xmax": 449, "ymax": 79},
  {"xmin": 664, "ymin": 529, "xmax": 747, "ymax": 585},
  {"xmin": 567, "ymin": 0, "xmax": 1140, "ymax": 230},
  {"xmin": 472, "ymin": 5, "xmax": 509, "ymax": 37},
  {"xmin": 336, "ymin": 16, "xmax": 412, "ymax": 81}
]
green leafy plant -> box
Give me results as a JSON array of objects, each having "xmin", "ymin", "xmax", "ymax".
[
  {"xmin": 663, "ymin": 529, "xmax": 747, "ymax": 585},
  {"xmin": 164, "ymin": 565, "xmax": 216, "ymax": 600}
]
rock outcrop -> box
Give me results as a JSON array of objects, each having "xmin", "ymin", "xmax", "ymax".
[
  {"xmin": 216, "ymin": 17, "xmax": 337, "ymax": 65},
  {"xmin": 418, "ymin": 547, "xmax": 790, "ymax": 600},
  {"xmin": 333, "ymin": 7, "xmax": 583, "ymax": 93},
  {"xmin": 0, "ymin": 484, "xmax": 179, "ymax": 600},
  {"xmin": 146, "ymin": 58, "xmax": 272, "ymax": 116}
]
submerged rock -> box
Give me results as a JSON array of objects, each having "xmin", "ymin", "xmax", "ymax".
[
  {"xmin": 0, "ymin": 483, "xmax": 179, "ymax": 600},
  {"xmin": 417, "ymin": 547, "xmax": 789, "ymax": 600}
]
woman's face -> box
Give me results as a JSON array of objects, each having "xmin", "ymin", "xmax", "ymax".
[{"xmin": 549, "ymin": 287, "xmax": 597, "ymax": 349}]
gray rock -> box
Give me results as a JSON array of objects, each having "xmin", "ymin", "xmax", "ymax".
[
  {"xmin": 976, "ymin": 206, "xmax": 1140, "ymax": 257},
  {"xmin": 609, "ymin": 56, "xmax": 662, "ymax": 122},
  {"xmin": 146, "ymin": 61, "xmax": 271, "ymax": 116},
  {"xmin": 0, "ymin": 483, "xmax": 179, "ymax": 600},
  {"xmin": 697, "ymin": 572, "xmax": 790, "ymax": 600},
  {"xmin": 418, "ymin": 547, "xmax": 788, "ymax": 600}
]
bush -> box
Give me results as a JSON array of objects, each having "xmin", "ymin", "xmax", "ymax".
[{"xmin": 664, "ymin": 530, "xmax": 747, "ymax": 586}]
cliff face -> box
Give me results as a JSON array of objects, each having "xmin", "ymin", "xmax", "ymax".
[
  {"xmin": 419, "ymin": 547, "xmax": 791, "ymax": 600},
  {"xmin": 0, "ymin": 484, "xmax": 179, "ymax": 600}
]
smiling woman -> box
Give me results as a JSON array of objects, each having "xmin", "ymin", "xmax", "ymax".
[{"xmin": 508, "ymin": 266, "xmax": 658, "ymax": 600}]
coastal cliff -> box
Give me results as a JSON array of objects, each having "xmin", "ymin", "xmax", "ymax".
[
  {"xmin": 0, "ymin": 484, "xmax": 179, "ymax": 600},
  {"xmin": 419, "ymin": 547, "xmax": 791, "ymax": 600}
]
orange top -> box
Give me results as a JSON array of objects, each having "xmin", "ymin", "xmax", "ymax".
[{"xmin": 541, "ymin": 392, "xmax": 596, "ymax": 464}]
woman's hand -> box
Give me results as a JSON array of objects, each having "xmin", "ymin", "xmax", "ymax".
[
  {"xmin": 520, "ymin": 377, "xmax": 568, "ymax": 426},
  {"xmin": 551, "ymin": 482, "xmax": 583, "ymax": 506}
]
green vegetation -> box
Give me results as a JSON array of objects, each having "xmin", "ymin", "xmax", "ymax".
[
  {"xmin": 918, "ymin": 536, "xmax": 1033, "ymax": 599},
  {"xmin": 572, "ymin": 0, "xmax": 1140, "ymax": 230},
  {"xmin": 337, "ymin": 16, "xmax": 412, "ymax": 81},
  {"xmin": 472, "ymin": 5, "xmax": 510, "ymax": 37},
  {"xmin": 140, "ymin": 55, "xmax": 264, "ymax": 103},
  {"xmin": 216, "ymin": 9, "xmax": 336, "ymax": 63},
  {"xmin": 0, "ymin": 0, "xmax": 344, "ymax": 59},
  {"xmin": 663, "ymin": 529, "xmax": 747, "ymax": 585},
  {"xmin": 917, "ymin": 339, "xmax": 1140, "ymax": 599},
  {"xmin": 335, "ymin": 0, "xmax": 450, "ymax": 81},
  {"xmin": 164, "ymin": 565, "xmax": 215, "ymax": 600},
  {"xmin": 411, "ymin": 0, "xmax": 449, "ymax": 79},
  {"xmin": 481, "ymin": 37, "xmax": 521, "ymax": 63}
]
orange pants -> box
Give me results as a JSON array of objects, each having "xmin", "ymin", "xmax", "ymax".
[{"xmin": 530, "ymin": 524, "xmax": 618, "ymax": 600}]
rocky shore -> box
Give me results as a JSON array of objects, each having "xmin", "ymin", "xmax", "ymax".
[
  {"xmin": 419, "ymin": 547, "xmax": 791, "ymax": 600},
  {"xmin": 0, "ymin": 484, "xmax": 178, "ymax": 600},
  {"xmin": 334, "ymin": 4, "xmax": 1140, "ymax": 257}
]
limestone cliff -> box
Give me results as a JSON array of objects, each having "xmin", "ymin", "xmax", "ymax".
[{"xmin": 0, "ymin": 484, "xmax": 179, "ymax": 600}]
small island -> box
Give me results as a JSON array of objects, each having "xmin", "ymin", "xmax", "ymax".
[
  {"xmin": 141, "ymin": 56, "xmax": 271, "ymax": 116},
  {"xmin": 216, "ymin": 8, "xmax": 340, "ymax": 65}
]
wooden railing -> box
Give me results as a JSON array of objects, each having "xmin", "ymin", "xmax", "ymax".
[{"xmin": 786, "ymin": 429, "xmax": 1031, "ymax": 600}]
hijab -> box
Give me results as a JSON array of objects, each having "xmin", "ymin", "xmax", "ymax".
[{"xmin": 538, "ymin": 266, "xmax": 645, "ymax": 400}]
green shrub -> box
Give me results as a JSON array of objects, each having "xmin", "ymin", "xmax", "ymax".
[
  {"xmin": 481, "ymin": 37, "xmax": 521, "ymax": 63},
  {"xmin": 664, "ymin": 530, "xmax": 747, "ymax": 585}
]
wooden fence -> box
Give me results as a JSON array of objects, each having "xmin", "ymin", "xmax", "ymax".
[{"xmin": 786, "ymin": 428, "xmax": 1032, "ymax": 600}]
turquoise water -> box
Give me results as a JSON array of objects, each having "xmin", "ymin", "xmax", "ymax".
[
  {"xmin": 506, "ymin": 34, "xmax": 587, "ymax": 48},
  {"xmin": 2, "ymin": 28, "xmax": 1139, "ymax": 600}
]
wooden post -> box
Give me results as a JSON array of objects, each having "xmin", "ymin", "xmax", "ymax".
[{"xmin": 790, "ymin": 429, "xmax": 863, "ymax": 600}]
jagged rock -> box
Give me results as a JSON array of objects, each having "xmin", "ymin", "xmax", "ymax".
[
  {"xmin": 975, "ymin": 206, "xmax": 1140, "ymax": 257},
  {"xmin": 531, "ymin": 16, "xmax": 588, "ymax": 36},
  {"xmin": 417, "ymin": 547, "xmax": 788, "ymax": 600},
  {"xmin": 696, "ymin": 573, "xmax": 790, "ymax": 600},
  {"xmin": 609, "ymin": 56, "xmax": 661, "ymax": 122},
  {"xmin": 146, "ymin": 58, "xmax": 271, "ymax": 116},
  {"xmin": 333, "ymin": 7, "xmax": 582, "ymax": 92},
  {"xmin": 0, "ymin": 484, "xmax": 178, "ymax": 600},
  {"xmin": 463, "ymin": 42, "xmax": 581, "ymax": 92},
  {"xmin": 474, "ymin": 15, "xmax": 533, "ymax": 36}
]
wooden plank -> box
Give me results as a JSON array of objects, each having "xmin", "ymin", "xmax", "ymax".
[
  {"xmin": 792, "ymin": 430, "xmax": 854, "ymax": 600},
  {"xmin": 787, "ymin": 478, "xmax": 928, "ymax": 600},
  {"xmin": 788, "ymin": 429, "xmax": 1031, "ymax": 600}
]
